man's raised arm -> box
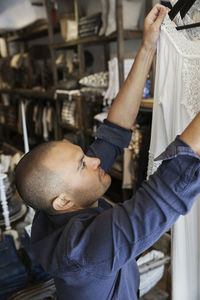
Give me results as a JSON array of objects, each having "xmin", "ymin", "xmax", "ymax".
[{"xmin": 107, "ymin": 4, "xmax": 167, "ymax": 130}]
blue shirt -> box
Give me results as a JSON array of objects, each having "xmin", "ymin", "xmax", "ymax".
[{"xmin": 31, "ymin": 120, "xmax": 200, "ymax": 300}]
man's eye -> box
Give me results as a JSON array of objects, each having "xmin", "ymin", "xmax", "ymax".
[{"xmin": 81, "ymin": 161, "xmax": 86, "ymax": 169}]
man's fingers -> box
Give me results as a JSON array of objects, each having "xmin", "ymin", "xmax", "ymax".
[
  {"xmin": 154, "ymin": 6, "xmax": 167, "ymax": 29},
  {"xmin": 146, "ymin": 4, "xmax": 166, "ymax": 23}
]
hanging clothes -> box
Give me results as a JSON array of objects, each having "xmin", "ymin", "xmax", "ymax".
[
  {"xmin": 170, "ymin": 0, "xmax": 200, "ymax": 41},
  {"xmin": 148, "ymin": 15, "xmax": 200, "ymax": 300}
]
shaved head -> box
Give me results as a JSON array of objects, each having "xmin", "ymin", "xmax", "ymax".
[
  {"xmin": 15, "ymin": 141, "xmax": 70, "ymax": 214},
  {"xmin": 15, "ymin": 140, "xmax": 111, "ymax": 215}
]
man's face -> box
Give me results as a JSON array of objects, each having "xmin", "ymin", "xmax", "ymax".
[{"xmin": 47, "ymin": 141, "xmax": 111, "ymax": 209}]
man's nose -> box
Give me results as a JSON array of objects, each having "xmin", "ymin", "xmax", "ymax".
[{"xmin": 88, "ymin": 157, "xmax": 100, "ymax": 170}]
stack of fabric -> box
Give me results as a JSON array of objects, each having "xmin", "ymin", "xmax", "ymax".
[
  {"xmin": 79, "ymin": 13, "xmax": 102, "ymax": 38},
  {"xmin": 21, "ymin": 234, "xmax": 52, "ymax": 284},
  {"xmin": 0, "ymin": 234, "xmax": 27, "ymax": 300}
]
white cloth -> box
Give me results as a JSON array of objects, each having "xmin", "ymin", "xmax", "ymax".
[
  {"xmin": 148, "ymin": 15, "xmax": 200, "ymax": 300},
  {"xmin": 170, "ymin": 0, "xmax": 200, "ymax": 41},
  {"xmin": 104, "ymin": 58, "xmax": 134, "ymax": 106}
]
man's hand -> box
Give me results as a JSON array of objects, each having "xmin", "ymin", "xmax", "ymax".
[
  {"xmin": 107, "ymin": 5, "xmax": 167, "ymax": 130},
  {"xmin": 142, "ymin": 4, "xmax": 167, "ymax": 52}
]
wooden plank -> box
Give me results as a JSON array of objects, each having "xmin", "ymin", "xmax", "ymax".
[
  {"xmin": 76, "ymin": 95, "xmax": 83, "ymax": 131},
  {"xmin": 78, "ymin": 44, "xmax": 85, "ymax": 79},
  {"xmin": 74, "ymin": 0, "xmax": 85, "ymax": 79},
  {"xmin": 104, "ymin": 43, "xmax": 110, "ymax": 71},
  {"xmin": 0, "ymin": 88, "xmax": 54, "ymax": 99},
  {"xmin": 109, "ymin": 168, "xmax": 123, "ymax": 180},
  {"xmin": 123, "ymin": 30, "xmax": 143, "ymax": 39},
  {"xmin": 140, "ymin": 98, "xmax": 154, "ymax": 109},
  {"xmin": 59, "ymin": 122, "xmax": 80, "ymax": 133},
  {"xmin": 44, "ymin": 0, "xmax": 61, "ymax": 140},
  {"xmin": 74, "ymin": 0, "xmax": 79, "ymax": 26},
  {"xmin": 146, "ymin": 0, "xmax": 153, "ymax": 15},
  {"xmin": 116, "ymin": 0, "xmax": 124, "ymax": 88},
  {"xmin": 52, "ymin": 30, "xmax": 142, "ymax": 49},
  {"xmin": 140, "ymin": 286, "xmax": 169, "ymax": 300},
  {"xmin": 44, "ymin": 0, "xmax": 58, "ymax": 85},
  {"xmin": 152, "ymin": 233, "xmax": 171, "ymax": 255},
  {"xmin": 4, "ymin": 22, "xmax": 60, "ymax": 42},
  {"xmin": 5, "ymin": 37, "xmax": 10, "ymax": 57},
  {"xmin": 6, "ymin": 23, "xmax": 48, "ymax": 42},
  {"xmin": 52, "ymin": 35, "xmax": 116, "ymax": 49},
  {"xmin": 139, "ymin": 256, "xmax": 170, "ymax": 274}
]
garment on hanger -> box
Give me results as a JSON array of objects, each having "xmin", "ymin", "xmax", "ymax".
[
  {"xmin": 148, "ymin": 15, "xmax": 200, "ymax": 300},
  {"xmin": 170, "ymin": 0, "xmax": 200, "ymax": 41}
]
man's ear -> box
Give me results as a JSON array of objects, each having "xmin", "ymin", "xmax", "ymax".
[{"xmin": 52, "ymin": 193, "xmax": 74, "ymax": 212}]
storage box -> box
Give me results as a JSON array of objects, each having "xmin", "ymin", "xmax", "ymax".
[{"xmin": 59, "ymin": 14, "xmax": 78, "ymax": 41}]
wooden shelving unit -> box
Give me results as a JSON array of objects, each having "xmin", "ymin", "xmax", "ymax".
[
  {"xmin": 109, "ymin": 168, "xmax": 122, "ymax": 181},
  {"xmin": 0, "ymin": 1, "xmax": 171, "ymax": 298},
  {"xmin": 0, "ymin": 0, "xmax": 154, "ymax": 148},
  {"xmin": 0, "ymin": 88, "xmax": 153, "ymax": 108},
  {"xmin": 2, "ymin": 21, "xmax": 59, "ymax": 42},
  {"xmin": 52, "ymin": 30, "xmax": 143, "ymax": 49},
  {"xmin": 140, "ymin": 98, "xmax": 154, "ymax": 109},
  {"xmin": 0, "ymin": 88, "xmax": 54, "ymax": 99},
  {"xmin": 59, "ymin": 122, "xmax": 80, "ymax": 133}
]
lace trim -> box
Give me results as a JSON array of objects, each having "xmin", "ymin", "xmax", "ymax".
[
  {"xmin": 170, "ymin": 0, "xmax": 200, "ymax": 41},
  {"xmin": 147, "ymin": 152, "xmax": 162, "ymax": 179},
  {"xmin": 162, "ymin": 15, "xmax": 200, "ymax": 58},
  {"xmin": 182, "ymin": 58, "xmax": 200, "ymax": 119},
  {"xmin": 176, "ymin": 14, "xmax": 200, "ymax": 41}
]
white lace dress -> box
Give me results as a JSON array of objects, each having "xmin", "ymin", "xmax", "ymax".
[
  {"xmin": 170, "ymin": 0, "xmax": 200, "ymax": 41},
  {"xmin": 148, "ymin": 15, "xmax": 200, "ymax": 300}
]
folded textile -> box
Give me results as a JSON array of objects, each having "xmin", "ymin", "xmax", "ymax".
[
  {"xmin": 79, "ymin": 13, "xmax": 102, "ymax": 37},
  {"xmin": 79, "ymin": 72, "xmax": 108, "ymax": 88},
  {"xmin": 0, "ymin": 234, "xmax": 27, "ymax": 299},
  {"xmin": 21, "ymin": 234, "xmax": 52, "ymax": 284},
  {"xmin": 79, "ymin": 13, "xmax": 101, "ymax": 25}
]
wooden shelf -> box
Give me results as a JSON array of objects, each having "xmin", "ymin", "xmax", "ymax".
[
  {"xmin": 109, "ymin": 168, "xmax": 122, "ymax": 180},
  {"xmin": 59, "ymin": 122, "xmax": 81, "ymax": 133},
  {"xmin": 140, "ymin": 98, "xmax": 153, "ymax": 109},
  {"xmin": 0, "ymin": 89, "xmax": 153, "ymax": 107},
  {"xmin": 0, "ymin": 88, "xmax": 54, "ymax": 99},
  {"xmin": 84, "ymin": 128, "xmax": 94, "ymax": 136},
  {"xmin": 52, "ymin": 30, "xmax": 143, "ymax": 49},
  {"xmin": 0, "ymin": 124, "xmax": 21, "ymax": 134},
  {"xmin": 4, "ymin": 21, "xmax": 59, "ymax": 42}
]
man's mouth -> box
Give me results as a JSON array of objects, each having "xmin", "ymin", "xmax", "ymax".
[{"xmin": 99, "ymin": 167, "xmax": 105, "ymax": 177}]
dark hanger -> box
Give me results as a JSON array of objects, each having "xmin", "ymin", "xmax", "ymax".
[
  {"xmin": 176, "ymin": 22, "xmax": 200, "ymax": 31},
  {"xmin": 168, "ymin": 0, "xmax": 200, "ymax": 31},
  {"xmin": 168, "ymin": 0, "xmax": 196, "ymax": 20}
]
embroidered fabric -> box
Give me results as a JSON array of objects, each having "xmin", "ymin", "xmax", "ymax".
[
  {"xmin": 147, "ymin": 153, "xmax": 162, "ymax": 179},
  {"xmin": 79, "ymin": 72, "xmax": 109, "ymax": 88},
  {"xmin": 162, "ymin": 16, "xmax": 200, "ymax": 119},
  {"xmin": 182, "ymin": 58, "xmax": 200, "ymax": 118},
  {"xmin": 170, "ymin": 0, "xmax": 200, "ymax": 41},
  {"xmin": 148, "ymin": 15, "xmax": 200, "ymax": 300},
  {"xmin": 162, "ymin": 15, "xmax": 200, "ymax": 57}
]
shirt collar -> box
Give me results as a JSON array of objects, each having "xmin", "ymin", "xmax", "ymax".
[{"xmin": 40, "ymin": 198, "xmax": 112, "ymax": 228}]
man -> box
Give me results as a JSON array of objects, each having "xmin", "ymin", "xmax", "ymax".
[{"xmin": 15, "ymin": 5, "xmax": 200, "ymax": 300}]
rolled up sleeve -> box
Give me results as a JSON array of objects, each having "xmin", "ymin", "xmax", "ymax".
[
  {"xmin": 72, "ymin": 137, "xmax": 200, "ymax": 274},
  {"xmin": 87, "ymin": 119, "xmax": 132, "ymax": 172}
]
